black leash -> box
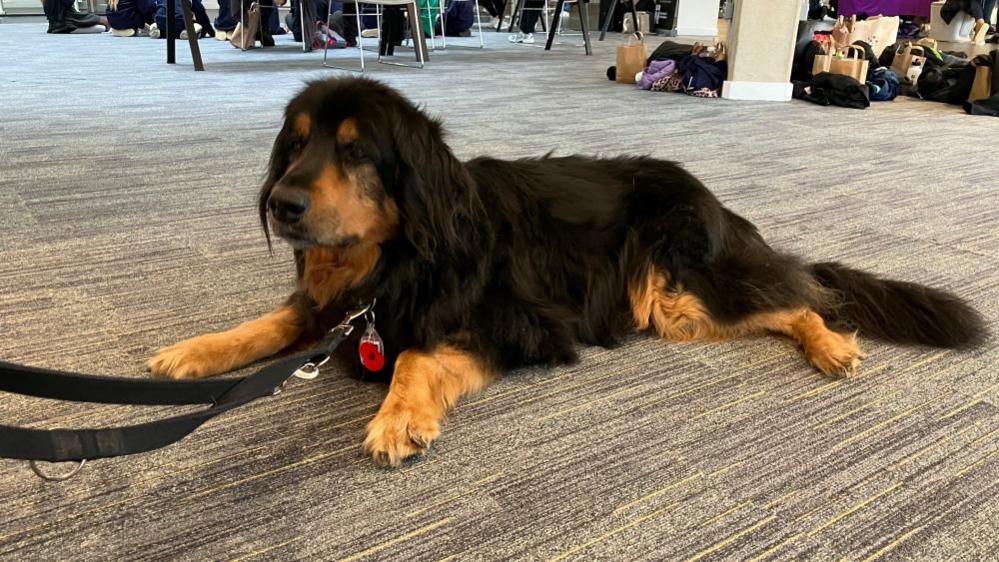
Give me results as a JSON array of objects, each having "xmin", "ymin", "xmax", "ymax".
[{"xmin": 0, "ymin": 301, "xmax": 375, "ymax": 481}]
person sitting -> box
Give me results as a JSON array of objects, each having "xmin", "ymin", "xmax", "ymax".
[
  {"xmin": 214, "ymin": 0, "xmax": 238, "ymax": 40},
  {"xmin": 151, "ymin": 0, "xmax": 215, "ymax": 39},
  {"xmin": 106, "ymin": 0, "xmax": 155, "ymax": 36},
  {"xmin": 41, "ymin": 0, "xmax": 105, "ymax": 33},
  {"xmin": 943, "ymin": 0, "xmax": 996, "ymax": 41}
]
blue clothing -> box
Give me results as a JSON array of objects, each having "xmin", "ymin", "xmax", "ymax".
[
  {"xmin": 106, "ymin": 0, "xmax": 156, "ymax": 29},
  {"xmin": 154, "ymin": 0, "xmax": 212, "ymax": 38},
  {"xmin": 868, "ymin": 68, "xmax": 901, "ymax": 101}
]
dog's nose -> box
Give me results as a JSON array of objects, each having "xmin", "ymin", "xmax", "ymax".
[{"xmin": 267, "ymin": 187, "xmax": 310, "ymax": 224}]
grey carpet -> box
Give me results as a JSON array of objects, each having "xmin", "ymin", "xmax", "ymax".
[{"xmin": 1, "ymin": 22, "xmax": 998, "ymax": 562}]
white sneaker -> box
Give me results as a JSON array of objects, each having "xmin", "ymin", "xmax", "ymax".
[
  {"xmin": 111, "ymin": 27, "xmax": 136, "ymax": 37},
  {"xmin": 148, "ymin": 22, "xmax": 160, "ymax": 38},
  {"xmin": 508, "ymin": 32, "xmax": 534, "ymax": 44},
  {"xmin": 179, "ymin": 22, "xmax": 202, "ymax": 39},
  {"xmin": 361, "ymin": 28, "xmax": 379, "ymax": 38},
  {"xmin": 215, "ymin": 29, "xmax": 231, "ymax": 41}
]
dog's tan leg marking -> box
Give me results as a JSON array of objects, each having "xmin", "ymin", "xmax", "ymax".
[
  {"xmin": 748, "ymin": 309, "xmax": 865, "ymax": 376},
  {"xmin": 629, "ymin": 267, "xmax": 863, "ymax": 376},
  {"xmin": 629, "ymin": 268, "xmax": 724, "ymax": 342},
  {"xmin": 364, "ymin": 345, "xmax": 494, "ymax": 467},
  {"xmin": 147, "ymin": 305, "xmax": 303, "ymax": 379}
]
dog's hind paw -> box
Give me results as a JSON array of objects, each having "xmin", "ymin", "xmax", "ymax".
[
  {"xmin": 805, "ymin": 331, "xmax": 865, "ymax": 377},
  {"xmin": 363, "ymin": 402, "xmax": 440, "ymax": 467}
]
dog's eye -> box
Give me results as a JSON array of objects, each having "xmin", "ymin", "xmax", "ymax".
[
  {"xmin": 288, "ymin": 138, "xmax": 304, "ymax": 152},
  {"xmin": 345, "ymin": 143, "xmax": 367, "ymax": 162}
]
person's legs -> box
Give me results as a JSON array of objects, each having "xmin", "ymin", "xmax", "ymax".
[
  {"xmin": 512, "ymin": 0, "xmax": 541, "ymax": 39},
  {"xmin": 42, "ymin": 0, "xmax": 70, "ymax": 22},
  {"xmin": 984, "ymin": 0, "xmax": 996, "ymax": 26},
  {"xmin": 215, "ymin": 0, "xmax": 237, "ymax": 32},
  {"xmin": 481, "ymin": 0, "xmax": 501, "ymax": 17},
  {"xmin": 969, "ymin": 0, "xmax": 984, "ymax": 21},
  {"xmin": 971, "ymin": 0, "xmax": 989, "ymax": 41},
  {"xmin": 107, "ymin": 0, "xmax": 150, "ymax": 33},
  {"xmin": 43, "ymin": 0, "xmax": 100, "ymax": 32}
]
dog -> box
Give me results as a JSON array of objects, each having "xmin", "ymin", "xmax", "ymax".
[{"xmin": 148, "ymin": 77, "xmax": 987, "ymax": 466}]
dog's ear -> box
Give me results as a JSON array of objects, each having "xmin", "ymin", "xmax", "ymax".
[
  {"xmin": 388, "ymin": 110, "xmax": 488, "ymax": 262},
  {"xmin": 258, "ymin": 121, "xmax": 296, "ymax": 250}
]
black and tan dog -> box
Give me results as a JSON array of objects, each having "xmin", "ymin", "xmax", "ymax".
[{"xmin": 148, "ymin": 78, "xmax": 987, "ymax": 466}]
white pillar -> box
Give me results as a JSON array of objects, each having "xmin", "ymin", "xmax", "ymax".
[
  {"xmin": 721, "ymin": 0, "xmax": 800, "ymax": 102},
  {"xmin": 674, "ymin": 0, "xmax": 722, "ymax": 38}
]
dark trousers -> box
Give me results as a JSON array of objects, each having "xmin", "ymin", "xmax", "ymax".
[
  {"xmin": 985, "ymin": 0, "xmax": 997, "ymax": 24},
  {"xmin": 480, "ymin": 0, "xmax": 502, "ymax": 17},
  {"xmin": 215, "ymin": 0, "xmax": 237, "ymax": 30},
  {"xmin": 519, "ymin": 0, "xmax": 543, "ymax": 33},
  {"xmin": 968, "ymin": 0, "xmax": 995, "ymax": 20},
  {"xmin": 289, "ymin": 0, "xmax": 332, "ymax": 41},
  {"xmin": 154, "ymin": 0, "xmax": 212, "ymax": 37},
  {"xmin": 41, "ymin": 0, "xmax": 75, "ymax": 22},
  {"xmin": 106, "ymin": 0, "xmax": 156, "ymax": 29}
]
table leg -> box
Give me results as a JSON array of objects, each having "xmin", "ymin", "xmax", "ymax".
[{"xmin": 578, "ymin": 0, "xmax": 591, "ymax": 55}]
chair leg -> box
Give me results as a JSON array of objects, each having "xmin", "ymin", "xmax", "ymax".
[
  {"xmin": 544, "ymin": 0, "xmax": 563, "ymax": 49},
  {"xmin": 507, "ymin": 0, "xmax": 522, "ymax": 32},
  {"xmin": 358, "ymin": 1, "xmax": 366, "ymax": 70},
  {"xmin": 300, "ymin": 0, "xmax": 316, "ymax": 53},
  {"xmin": 180, "ymin": 0, "xmax": 205, "ymax": 70},
  {"xmin": 300, "ymin": 0, "xmax": 311, "ymax": 51},
  {"xmin": 167, "ymin": 0, "xmax": 176, "ymax": 62},
  {"xmin": 578, "ymin": 0, "xmax": 590, "ymax": 55},
  {"xmin": 240, "ymin": 0, "xmax": 246, "ymax": 50},
  {"xmin": 425, "ymin": 2, "xmax": 437, "ymax": 50},
  {"xmin": 598, "ymin": 0, "xmax": 615, "ymax": 41},
  {"xmin": 407, "ymin": 2, "xmax": 427, "ymax": 66},
  {"xmin": 474, "ymin": 0, "xmax": 484, "ymax": 47},
  {"xmin": 495, "ymin": 0, "xmax": 506, "ymax": 31},
  {"xmin": 323, "ymin": 0, "xmax": 333, "ymax": 65},
  {"xmin": 439, "ymin": 0, "xmax": 446, "ymax": 49}
]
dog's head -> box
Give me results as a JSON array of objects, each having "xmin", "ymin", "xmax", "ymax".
[{"xmin": 260, "ymin": 78, "xmax": 479, "ymax": 260}]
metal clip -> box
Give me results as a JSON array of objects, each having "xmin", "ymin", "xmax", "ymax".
[
  {"xmin": 292, "ymin": 362, "xmax": 321, "ymax": 380},
  {"xmin": 29, "ymin": 459, "xmax": 86, "ymax": 482},
  {"xmin": 334, "ymin": 298, "xmax": 377, "ymax": 336},
  {"xmin": 274, "ymin": 299, "xmax": 377, "ymax": 394}
]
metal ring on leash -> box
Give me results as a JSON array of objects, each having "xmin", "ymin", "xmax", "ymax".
[{"xmin": 29, "ymin": 459, "xmax": 86, "ymax": 482}]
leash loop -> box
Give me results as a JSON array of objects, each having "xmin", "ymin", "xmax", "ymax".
[{"xmin": 30, "ymin": 459, "xmax": 87, "ymax": 482}]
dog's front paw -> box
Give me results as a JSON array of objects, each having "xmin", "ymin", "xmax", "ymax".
[
  {"xmin": 147, "ymin": 334, "xmax": 233, "ymax": 379},
  {"xmin": 363, "ymin": 400, "xmax": 441, "ymax": 467}
]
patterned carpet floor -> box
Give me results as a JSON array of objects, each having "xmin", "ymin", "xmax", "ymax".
[{"xmin": 1, "ymin": 21, "xmax": 997, "ymax": 561}]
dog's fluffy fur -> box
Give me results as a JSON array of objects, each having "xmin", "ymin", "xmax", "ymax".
[{"xmin": 148, "ymin": 78, "xmax": 987, "ymax": 466}]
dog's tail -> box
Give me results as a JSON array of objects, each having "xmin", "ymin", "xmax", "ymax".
[{"xmin": 810, "ymin": 262, "xmax": 988, "ymax": 349}]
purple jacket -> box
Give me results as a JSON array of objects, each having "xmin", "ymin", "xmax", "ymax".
[{"xmin": 638, "ymin": 59, "xmax": 677, "ymax": 90}]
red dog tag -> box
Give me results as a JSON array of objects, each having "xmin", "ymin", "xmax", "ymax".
[{"xmin": 359, "ymin": 323, "xmax": 385, "ymax": 372}]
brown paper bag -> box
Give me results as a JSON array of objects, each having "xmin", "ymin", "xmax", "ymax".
[
  {"xmin": 616, "ymin": 33, "xmax": 648, "ymax": 85},
  {"xmin": 813, "ymin": 45, "xmax": 870, "ymax": 84},
  {"xmin": 891, "ymin": 43, "xmax": 926, "ymax": 76},
  {"xmin": 969, "ymin": 66, "xmax": 993, "ymax": 101},
  {"xmin": 849, "ymin": 15, "xmax": 900, "ymax": 57},
  {"xmin": 831, "ymin": 15, "xmax": 853, "ymax": 49}
]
